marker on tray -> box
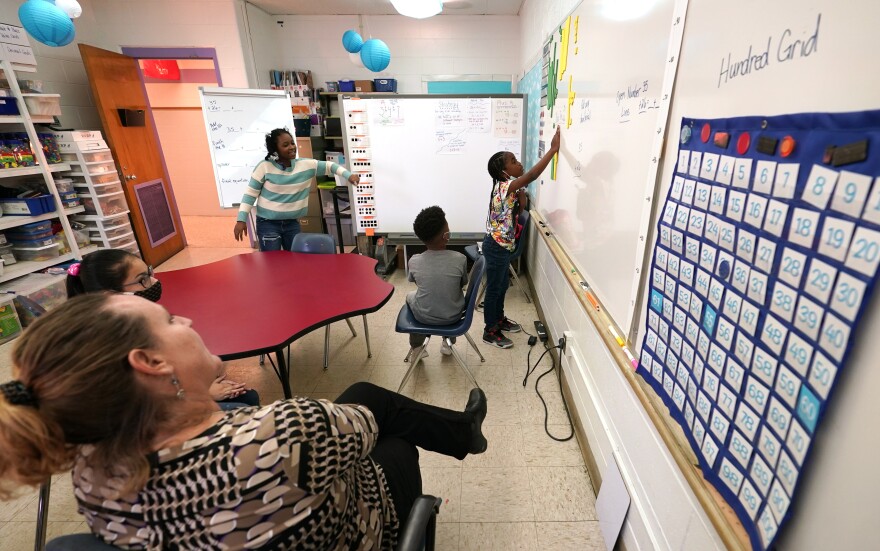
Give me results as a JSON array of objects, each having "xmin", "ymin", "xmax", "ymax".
[
  {"xmin": 608, "ymin": 325, "xmax": 625, "ymax": 347},
  {"xmin": 622, "ymin": 347, "xmax": 637, "ymax": 369}
]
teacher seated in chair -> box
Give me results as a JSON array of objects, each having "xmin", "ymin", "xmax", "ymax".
[{"xmin": 0, "ymin": 293, "xmax": 487, "ymax": 550}]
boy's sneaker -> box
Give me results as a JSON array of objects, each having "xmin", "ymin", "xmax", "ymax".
[
  {"xmin": 499, "ymin": 317, "xmax": 521, "ymax": 333},
  {"xmin": 483, "ymin": 328, "xmax": 513, "ymax": 349},
  {"xmin": 440, "ymin": 341, "xmax": 453, "ymax": 356}
]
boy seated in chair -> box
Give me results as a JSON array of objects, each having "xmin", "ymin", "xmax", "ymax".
[{"xmin": 407, "ymin": 206, "xmax": 469, "ymax": 355}]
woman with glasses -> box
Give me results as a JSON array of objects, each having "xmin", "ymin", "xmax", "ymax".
[{"xmin": 66, "ymin": 249, "xmax": 260, "ymax": 410}]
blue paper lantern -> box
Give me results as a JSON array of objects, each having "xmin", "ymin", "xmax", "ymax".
[
  {"xmin": 360, "ymin": 39, "xmax": 391, "ymax": 73},
  {"xmin": 19, "ymin": 0, "xmax": 75, "ymax": 47},
  {"xmin": 342, "ymin": 30, "xmax": 364, "ymax": 53}
]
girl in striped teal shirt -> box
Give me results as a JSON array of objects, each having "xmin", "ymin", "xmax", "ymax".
[{"xmin": 233, "ymin": 128, "xmax": 360, "ymax": 251}]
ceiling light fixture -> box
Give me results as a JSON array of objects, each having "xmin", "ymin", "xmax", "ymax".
[{"xmin": 390, "ymin": 0, "xmax": 443, "ymax": 19}]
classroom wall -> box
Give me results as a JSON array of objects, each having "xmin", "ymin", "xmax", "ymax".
[
  {"xmin": 268, "ymin": 14, "xmax": 520, "ymax": 94},
  {"xmin": 238, "ymin": 1, "xmax": 281, "ymax": 90},
  {"xmin": 0, "ymin": 0, "xmax": 253, "ymax": 130},
  {"xmin": 517, "ymin": 2, "xmax": 728, "ymax": 550}
]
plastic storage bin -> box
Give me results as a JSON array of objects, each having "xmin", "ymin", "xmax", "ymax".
[
  {"xmin": 61, "ymin": 150, "xmax": 113, "ymax": 163},
  {"xmin": 78, "ymin": 191, "xmax": 128, "ymax": 217},
  {"xmin": 85, "ymin": 172, "xmax": 120, "ymax": 185},
  {"xmin": 73, "ymin": 181, "xmax": 124, "ymax": 199},
  {"xmin": 85, "ymin": 160, "xmax": 117, "ymax": 175},
  {"xmin": 0, "ymin": 195, "xmax": 55, "ymax": 216},
  {"xmin": 6, "ymin": 220, "xmax": 52, "ymax": 237},
  {"xmin": 0, "ymin": 97, "xmax": 19, "ymax": 116},
  {"xmin": 12, "ymin": 242, "xmax": 60, "ymax": 262},
  {"xmin": 117, "ymin": 240, "xmax": 141, "ymax": 257},
  {"xmin": 338, "ymin": 79, "xmax": 355, "ymax": 92},
  {"xmin": 22, "ymin": 94, "xmax": 61, "ymax": 116},
  {"xmin": 0, "ymin": 242, "xmax": 15, "ymax": 265},
  {"xmin": 373, "ymin": 79, "xmax": 397, "ymax": 92},
  {"xmin": 0, "ymin": 273, "xmax": 67, "ymax": 327},
  {"xmin": 54, "ymin": 178, "xmax": 74, "ymax": 193},
  {"xmin": 0, "ymin": 294, "xmax": 23, "ymax": 344}
]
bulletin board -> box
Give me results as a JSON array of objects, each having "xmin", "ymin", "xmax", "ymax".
[{"xmin": 638, "ymin": 111, "xmax": 880, "ymax": 550}]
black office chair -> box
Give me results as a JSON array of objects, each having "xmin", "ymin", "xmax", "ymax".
[{"xmin": 47, "ymin": 495, "xmax": 443, "ymax": 551}]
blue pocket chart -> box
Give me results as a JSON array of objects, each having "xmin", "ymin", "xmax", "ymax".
[{"xmin": 637, "ymin": 110, "xmax": 880, "ymax": 551}]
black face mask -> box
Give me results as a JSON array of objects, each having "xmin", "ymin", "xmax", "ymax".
[{"xmin": 133, "ymin": 280, "xmax": 162, "ymax": 302}]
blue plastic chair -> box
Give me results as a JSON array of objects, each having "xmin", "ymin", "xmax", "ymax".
[
  {"xmin": 465, "ymin": 210, "xmax": 532, "ymax": 305},
  {"xmin": 394, "ymin": 256, "xmax": 486, "ymax": 392},
  {"xmin": 292, "ymin": 233, "xmax": 371, "ymax": 369}
]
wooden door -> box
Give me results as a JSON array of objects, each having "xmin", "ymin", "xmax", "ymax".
[{"xmin": 79, "ymin": 44, "xmax": 185, "ymax": 267}]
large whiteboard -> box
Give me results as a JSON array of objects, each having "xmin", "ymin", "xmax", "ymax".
[
  {"xmin": 341, "ymin": 95, "xmax": 524, "ymax": 234},
  {"xmin": 199, "ymin": 87, "xmax": 294, "ymax": 208},
  {"xmin": 535, "ymin": 0, "xmax": 680, "ymax": 333}
]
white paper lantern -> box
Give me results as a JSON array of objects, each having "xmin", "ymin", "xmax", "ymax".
[
  {"xmin": 53, "ymin": 0, "xmax": 82, "ymax": 19},
  {"xmin": 349, "ymin": 51, "xmax": 365, "ymax": 68}
]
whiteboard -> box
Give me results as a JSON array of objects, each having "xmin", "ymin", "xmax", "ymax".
[
  {"xmin": 199, "ymin": 87, "xmax": 294, "ymax": 208},
  {"xmin": 341, "ymin": 95, "xmax": 524, "ymax": 234},
  {"xmin": 535, "ymin": 0, "xmax": 679, "ymax": 333}
]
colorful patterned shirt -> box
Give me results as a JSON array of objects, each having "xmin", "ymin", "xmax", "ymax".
[
  {"xmin": 237, "ymin": 159, "xmax": 352, "ymax": 222},
  {"xmin": 72, "ymin": 399, "xmax": 398, "ymax": 550},
  {"xmin": 486, "ymin": 179, "xmax": 518, "ymax": 251}
]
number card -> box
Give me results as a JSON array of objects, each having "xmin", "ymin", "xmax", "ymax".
[
  {"xmin": 639, "ymin": 115, "xmax": 880, "ymax": 551},
  {"xmin": 830, "ymin": 170, "xmax": 871, "ymax": 217},
  {"xmin": 753, "ymin": 160, "xmax": 777, "ymax": 194}
]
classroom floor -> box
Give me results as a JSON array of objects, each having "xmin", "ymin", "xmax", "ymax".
[{"xmin": 0, "ymin": 246, "xmax": 605, "ymax": 551}]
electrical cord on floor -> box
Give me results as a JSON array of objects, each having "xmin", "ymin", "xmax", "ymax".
[{"xmin": 523, "ymin": 342, "xmax": 575, "ymax": 442}]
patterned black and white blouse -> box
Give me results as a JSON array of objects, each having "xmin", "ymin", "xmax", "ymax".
[{"xmin": 71, "ymin": 398, "xmax": 399, "ymax": 550}]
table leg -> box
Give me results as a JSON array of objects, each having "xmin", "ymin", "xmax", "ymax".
[{"xmin": 275, "ymin": 347, "xmax": 292, "ymax": 399}]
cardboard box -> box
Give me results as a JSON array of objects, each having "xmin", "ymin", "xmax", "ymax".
[{"xmin": 354, "ymin": 80, "xmax": 374, "ymax": 92}]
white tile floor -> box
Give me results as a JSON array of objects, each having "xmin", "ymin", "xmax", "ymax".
[{"xmin": 0, "ymin": 246, "xmax": 604, "ymax": 550}]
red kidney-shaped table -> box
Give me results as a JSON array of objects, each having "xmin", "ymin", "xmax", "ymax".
[{"xmin": 158, "ymin": 251, "xmax": 394, "ymax": 398}]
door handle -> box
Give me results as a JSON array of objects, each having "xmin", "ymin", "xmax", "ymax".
[{"xmin": 126, "ymin": 175, "xmax": 138, "ymax": 180}]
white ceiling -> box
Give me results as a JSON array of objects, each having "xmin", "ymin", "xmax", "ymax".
[{"xmin": 247, "ymin": 0, "xmax": 525, "ymax": 16}]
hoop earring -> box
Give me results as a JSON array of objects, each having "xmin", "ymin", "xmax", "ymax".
[
  {"xmin": 170, "ymin": 375, "xmax": 185, "ymax": 400},
  {"xmin": 270, "ymin": 152, "xmax": 279, "ymax": 161}
]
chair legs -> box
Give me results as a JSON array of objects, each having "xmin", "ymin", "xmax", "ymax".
[
  {"xmin": 398, "ymin": 335, "xmax": 481, "ymax": 394},
  {"xmin": 323, "ymin": 325, "xmax": 330, "ymax": 370},
  {"xmin": 398, "ymin": 337, "xmax": 430, "ymax": 392},
  {"xmin": 464, "ymin": 332, "xmax": 486, "ymax": 363},
  {"xmin": 508, "ymin": 264, "xmax": 532, "ymax": 302},
  {"xmin": 446, "ymin": 337, "xmax": 479, "ymax": 388},
  {"xmin": 323, "ymin": 317, "xmax": 370, "ymax": 369},
  {"xmin": 362, "ymin": 315, "xmax": 372, "ymax": 358},
  {"xmin": 35, "ymin": 480, "xmax": 50, "ymax": 551}
]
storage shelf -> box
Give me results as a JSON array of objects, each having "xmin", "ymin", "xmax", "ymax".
[
  {"xmin": 325, "ymin": 135, "xmax": 343, "ymax": 139},
  {"xmin": 0, "ymin": 206, "xmax": 84, "ymax": 232},
  {"xmin": 0, "ymin": 252, "xmax": 77, "ymax": 283},
  {"xmin": 0, "ymin": 163, "xmax": 71, "ymax": 179},
  {"xmin": 0, "ymin": 114, "xmax": 56, "ymax": 125}
]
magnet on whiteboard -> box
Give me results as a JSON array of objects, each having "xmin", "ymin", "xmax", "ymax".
[
  {"xmin": 736, "ymin": 132, "xmax": 751, "ymax": 154},
  {"xmin": 757, "ymin": 135, "xmax": 778, "ymax": 155},
  {"xmin": 713, "ymin": 131, "xmax": 730, "ymax": 149},
  {"xmin": 680, "ymin": 125, "xmax": 691, "ymax": 144},
  {"xmin": 700, "ymin": 123, "xmax": 711, "ymax": 142}
]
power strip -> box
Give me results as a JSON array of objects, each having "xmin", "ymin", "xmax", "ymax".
[{"xmin": 534, "ymin": 320, "xmax": 548, "ymax": 342}]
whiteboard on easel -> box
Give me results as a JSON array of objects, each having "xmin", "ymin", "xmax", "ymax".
[{"xmin": 199, "ymin": 87, "xmax": 294, "ymax": 208}]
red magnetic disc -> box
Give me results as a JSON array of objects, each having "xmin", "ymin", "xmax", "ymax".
[
  {"xmin": 737, "ymin": 132, "xmax": 751, "ymax": 155},
  {"xmin": 780, "ymin": 136, "xmax": 795, "ymax": 157},
  {"xmin": 701, "ymin": 123, "xmax": 711, "ymax": 143}
]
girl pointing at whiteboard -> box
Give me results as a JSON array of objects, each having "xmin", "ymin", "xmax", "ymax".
[
  {"xmin": 482, "ymin": 127, "xmax": 560, "ymax": 349},
  {"xmin": 233, "ymin": 128, "xmax": 360, "ymax": 251}
]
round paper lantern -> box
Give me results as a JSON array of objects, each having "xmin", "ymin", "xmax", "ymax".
[
  {"xmin": 349, "ymin": 51, "xmax": 365, "ymax": 68},
  {"xmin": 360, "ymin": 39, "xmax": 391, "ymax": 72},
  {"xmin": 53, "ymin": 0, "xmax": 82, "ymax": 19},
  {"xmin": 342, "ymin": 29, "xmax": 363, "ymax": 53},
  {"xmin": 19, "ymin": 0, "xmax": 75, "ymax": 47}
]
